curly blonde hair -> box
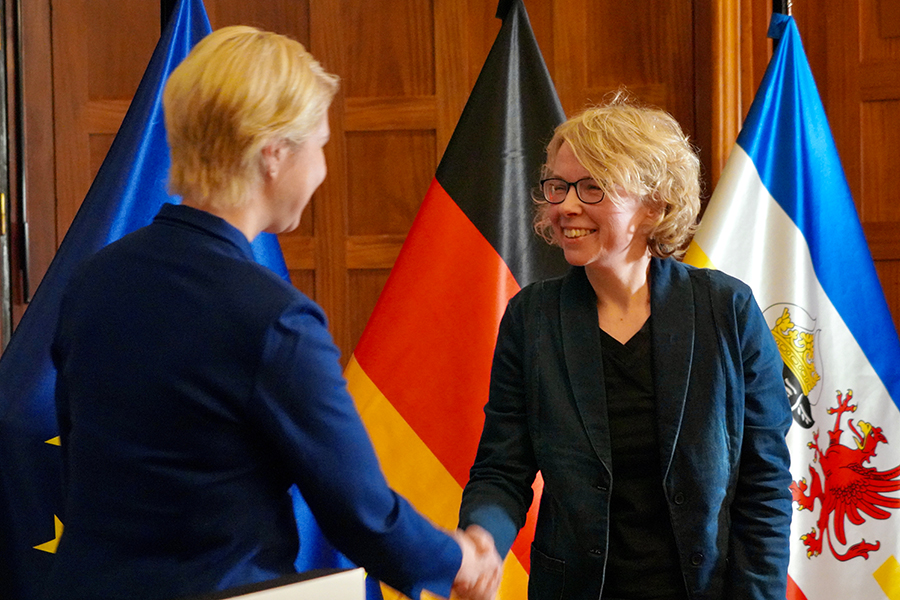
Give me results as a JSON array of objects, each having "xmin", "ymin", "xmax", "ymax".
[
  {"xmin": 534, "ymin": 94, "xmax": 701, "ymax": 258},
  {"xmin": 164, "ymin": 26, "xmax": 339, "ymax": 209}
]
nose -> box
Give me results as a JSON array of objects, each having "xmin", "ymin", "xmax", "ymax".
[{"xmin": 559, "ymin": 185, "xmax": 582, "ymax": 214}]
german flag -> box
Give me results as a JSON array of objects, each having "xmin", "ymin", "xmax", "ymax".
[{"xmin": 344, "ymin": 1, "xmax": 568, "ymax": 597}]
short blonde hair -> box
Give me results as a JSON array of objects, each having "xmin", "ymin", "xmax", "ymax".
[
  {"xmin": 164, "ymin": 26, "xmax": 339, "ymax": 209},
  {"xmin": 534, "ymin": 95, "xmax": 701, "ymax": 258}
]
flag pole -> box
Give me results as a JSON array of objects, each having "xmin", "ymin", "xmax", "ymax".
[
  {"xmin": 772, "ymin": 1, "xmax": 792, "ymax": 52},
  {"xmin": 160, "ymin": 0, "xmax": 177, "ymax": 33},
  {"xmin": 773, "ymin": 0, "xmax": 792, "ymax": 15}
]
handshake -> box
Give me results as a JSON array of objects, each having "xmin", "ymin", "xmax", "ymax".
[{"xmin": 450, "ymin": 525, "xmax": 504, "ymax": 600}]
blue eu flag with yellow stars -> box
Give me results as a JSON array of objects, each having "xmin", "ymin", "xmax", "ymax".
[{"xmin": 0, "ymin": 1, "xmax": 376, "ymax": 598}]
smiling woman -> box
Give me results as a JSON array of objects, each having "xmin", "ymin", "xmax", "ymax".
[{"xmin": 460, "ymin": 96, "xmax": 793, "ymax": 600}]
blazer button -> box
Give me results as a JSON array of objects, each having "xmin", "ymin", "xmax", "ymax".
[
  {"xmin": 690, "ymin": 552, "xmax": 703, "ymax": 566},
  {"xmin": 674, "ymin": 492, "xmax": 685, "ymax": 505}
]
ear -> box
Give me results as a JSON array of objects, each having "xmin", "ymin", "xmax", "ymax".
[
  {"xmin": 260, "ymin": 140, "xmax": 290, "ymax": 179},
  {"xmin": 639, "ymin": 199, "xmax": 663, "ymax": 233}
]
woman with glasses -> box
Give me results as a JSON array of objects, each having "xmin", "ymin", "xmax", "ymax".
[{"xmin": 459, "ymin": 97, "xmax": 792, "ymax": 600}]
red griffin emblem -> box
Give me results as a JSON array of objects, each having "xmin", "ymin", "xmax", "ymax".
[{"xmin": 790, "ymin": 389, "xmax": 900, "ymax": 561}]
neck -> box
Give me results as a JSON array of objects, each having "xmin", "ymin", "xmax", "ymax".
[
  {"xmin": 585, "ymin": 255, "xmax": 652, "ymax": 312},
  {"xmin": 181, "ymin": 192, "xmax": 265, "ymax": 242},
  {"xmin": 586, "ymin": 256, "xmax": 653, "ymax": 344}
]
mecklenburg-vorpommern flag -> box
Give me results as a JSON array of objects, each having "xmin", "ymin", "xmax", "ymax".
[
  {"xmin": 0, "ymin": 1, "xmax": 363, "ymax": 598},
  {"xmin": 684, "ymin": 13, "xmax": 900, "ymax": 600},
  {"xmin": 344, "ymin": 0, "xmax": 568, "ymax": 597}
]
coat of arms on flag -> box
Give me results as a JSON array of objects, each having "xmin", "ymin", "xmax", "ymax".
[{"xmin": 684, "ymin": 13, "xmax": 900, "ymax": 600}]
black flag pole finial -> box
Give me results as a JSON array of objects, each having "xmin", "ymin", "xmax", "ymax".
[
  {"xmin": 161, "ymin": 0, "xmax": 178, "ymax": 32},
  {"xmin": 496, "ymin": 0, "xmax": 515, "ymax": 20},
  {"xmin": 773, "ymin": 0, "xmax": 792, "ymax": 15}
]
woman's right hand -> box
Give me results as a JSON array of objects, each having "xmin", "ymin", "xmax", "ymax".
[{"xmin": 451, "ymin": 525, "xmax": 503, "ymax": 600}]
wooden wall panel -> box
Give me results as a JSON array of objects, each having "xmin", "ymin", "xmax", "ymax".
[
  {"xmin": 863, "ymin": 0, "xmax": 900, "ymax": 61},
  {"xmin": 307, "ymin": 0, "xmax": 350, "ymax": 353},
  {"xmin": 13, "ymin": 0, "xmax": 898, "ymax": 359},
  {"xmin": 348, "ymin": 269, "xmax": 391, "ymax": 360},
  {"xmin": 52, "ymin": 0, "xmax": 158, "ymax": 238},
  {"xmin": 861, "ymin": 100, "xmax": 900, "ymax": 223},
  {"xmin": 584, "ymin": 1, "xmax": 695, "ymax": 129},
  {"xmin": 876, "ymin": 261, "xmax": 900, "ymax": 332},
  {"xmin": 326, "ymin": 0, "xmax": 439, "ymax": 354},
  {"xmin": 88, "ymin": 134, "xmax": 115, "ymax": 182},
  {"xmin": 342, "ymin": 0, "xmax": 434, "ymax": 97},
  {"xmin": 205, "ymin": 0, "xmax": 310, "ymax": 44},
  {"xmin": 345, "ymin": 130, "xmax": 435, "ymax": 236},
  {"xmin": 86, "ymin": 4, "xmax": 158, "ymax": 101}
]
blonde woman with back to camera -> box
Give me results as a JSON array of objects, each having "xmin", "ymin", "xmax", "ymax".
[{"xmin": 44, "ymin": 26, "xmax": 501, "ymax": 600}]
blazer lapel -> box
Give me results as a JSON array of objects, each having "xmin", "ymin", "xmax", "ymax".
[
  {"xmin": 559, "ymin": 267, "xmax": 613, "ymax": 471},
  {"xmin": 650, "ymin": 258, "xmax": 696, "ymax": 478}
]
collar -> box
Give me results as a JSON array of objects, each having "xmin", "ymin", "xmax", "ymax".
[{"xmin": 154, "ymin": 202, "xmax": 256, "ymax": 261}]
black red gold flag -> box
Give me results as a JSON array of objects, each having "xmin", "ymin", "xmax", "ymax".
[{"xmin": 344, "ymin": 1, "xmax": 566, "ymax": 596}]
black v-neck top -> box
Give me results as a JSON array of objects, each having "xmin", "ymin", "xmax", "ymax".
[{"xmin": 600, "ymin": 317, "xmax": 688, "ymax": 600}]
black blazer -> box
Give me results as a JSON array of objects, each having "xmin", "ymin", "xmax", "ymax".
[{"xmin": 460, "ymin": 258, "xmax": 792, "ymax": 600}]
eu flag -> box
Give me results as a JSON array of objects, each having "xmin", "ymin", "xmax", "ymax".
[{"xmin": 0, "ymin": 2, "xmax": 327, "ymax": 598}]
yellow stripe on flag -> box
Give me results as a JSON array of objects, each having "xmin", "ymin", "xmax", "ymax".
[
  {"xmin": 682, "ymin": 240, "xmax": 716, "ymax": 270},
  {"xmin": 345, "ymin": 355, "xmax": 528, "ymax": 599}
]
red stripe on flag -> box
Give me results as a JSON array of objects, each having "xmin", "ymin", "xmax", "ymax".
[
  {"xmin": 786, "ymin": 575, "xmax": 807, "ymax": 600},
  {"xmin": 354, "ymin": 179, "xmax": 519, "ymax": 487}
]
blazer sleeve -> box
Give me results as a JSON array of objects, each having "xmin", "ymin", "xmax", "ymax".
[
  {"xmin": 459, "ymin": 292, "xmax": 539, "ymax": 558},
  {"xmin": 725, "ymin": 289, "xmax": 793, "ymax": 600},
  {"xmin": 246, "ymin": 301, "xmax": 461, "ymax": 600}
]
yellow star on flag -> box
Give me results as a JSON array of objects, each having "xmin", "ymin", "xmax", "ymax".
[{"xmin": 33, "ymin": 515, "xmax": 63, "ymax": 554}]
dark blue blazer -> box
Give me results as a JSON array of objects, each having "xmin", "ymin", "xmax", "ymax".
[
  {"xmin": 460, "ymin": 259, "xmax": 792, "ymax": 600},
  {"xmin": 45, "ymin": 204, "xmax": 460, "ymax": 600}
]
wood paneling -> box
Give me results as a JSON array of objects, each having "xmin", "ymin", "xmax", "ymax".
[
  {"xmin": 51, "ymin": 0, "xmax": 159, "ymax": 238},
  {"xmin": 861, "ymin": 100, "xmax": 900, "ymax": 222},
  {"xmin": 88, "ymin": 134, "xmax": 115, "ymax": 182},
  {"xmin": 206, "ymin": 0, "xmax": 310, "ymax": 44},
  {"xmin": 584, "ymin": 1, "xmax": 694, "ymax": 128},
  {"xmin": 11, "ymin": 0, "xmax": 899, "ymax": 359},
  {"xmin": 348, "ymin": 269, "xmax": 391, "ymax": 359},
  {"xmin": 342, "ymin": 0, "xmax": 435, "ymax": 97},
  {"xmin": 345, "ymin": 130, "xmax": 435, "ymax": 236},
  {"xmin": 876, "ymin": 260, "xmax": 900, "ymax": 332},
  {"xmin": 879, "ymin": 0, "xmax": 900, "ymax": 39},
  {"xmin": 308, "ymin": 0, "xmax": 350, "ymax": 353},
  {"xmin": 710, "ymin": 0, "xmax": 742, "ymax": 184}
]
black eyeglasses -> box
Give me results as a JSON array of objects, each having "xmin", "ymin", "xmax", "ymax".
[{"xmin": 539, "ymin": 177, "xmax": 605, "ymax": 204}]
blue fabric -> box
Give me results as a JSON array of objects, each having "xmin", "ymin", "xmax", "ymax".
[
  {"xmin": 42, "ymin": 204, "xmax": 461, "ymax": 600},
  {"xmin": 737, "ymin": 13, "xmax": 900, "ymax": 409},
  {"xmin": 0, "ymin": 1, "xmax": 366, "ymax": 598},
  {"xmin": 460, "ymin": 259, "xmax": 793, "ymax": 600}
]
